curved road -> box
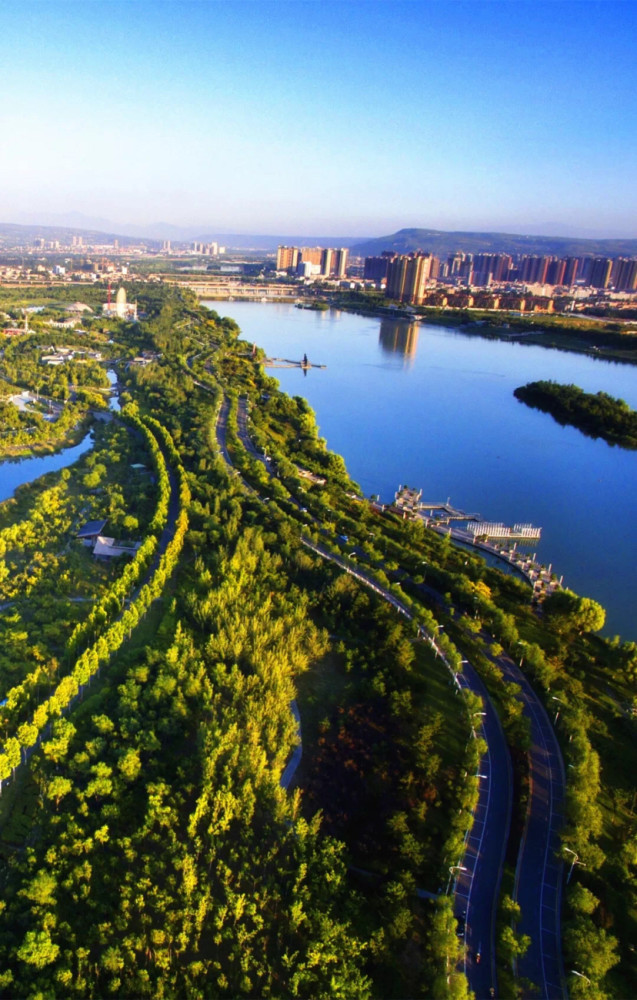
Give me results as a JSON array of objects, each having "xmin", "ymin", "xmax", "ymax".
[
  {"xmin": 454, "ymin": 663, "xmax": 512, "ymax": 998},
  {"xmin": 503, "ymin": 656, "xmax": 567, "ymax": 1000},
  {"xmin": 211, "ymin": 386, "xmax": 567, "ymax": 999}
]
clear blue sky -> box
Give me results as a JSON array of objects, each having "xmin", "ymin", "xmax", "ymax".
[{"xmin": 2, "ymin": 0, "xmax": 636, "ymax": 237}]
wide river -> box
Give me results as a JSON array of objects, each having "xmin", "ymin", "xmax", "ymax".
[{"xmin": 204, "ymin": 300, "xmax": 637, "ymax": 642}]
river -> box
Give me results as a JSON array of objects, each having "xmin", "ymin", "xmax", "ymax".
[
  {"xmin": 0, "ymin": 434, "xmax": 94, "ymax": 505},
  {"xmin": 205, "ymin": 300, "xmax": 637, "ymax": 641},
  {"xmin": 0, "ymin": 368, "xmax": 120, "ymax": 505}
]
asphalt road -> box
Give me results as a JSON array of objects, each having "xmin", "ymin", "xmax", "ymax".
[
  {"xmin": 502, "ymin": 656, "xmax": 567, "ymax": 1000},
  {"xmin": 453, "ymin": 662, "xmax": 512, "ymax": 1000},
  {"xmin": 213, "ymin": 386, "xmax": 566, "ymax": 999}
]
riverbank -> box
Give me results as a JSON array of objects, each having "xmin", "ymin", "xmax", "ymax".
[
  {"xmin": 0, "ymin": 413, "xmax": 94, "ymax": 461},
  {"xmin": 327, "ymin": 294, "xmax": 637, "ymax": 366},
  {"xmin": 205, "ymin": 298, "xmax": 637, "ymax": 641}
]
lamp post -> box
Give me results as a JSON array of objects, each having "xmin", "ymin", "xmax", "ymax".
[
  {"xmin": 471, "ymin": 711, "xmax": 486, "ymax": 738},
  {"xmin": 551, "ymin": 695, "xmax": 564, "ymax": 725},
  {"xmin": 446, "ymin": 865, "xmax": 468, "ymax": 895},
  {"xmin": 569, "ymin": 969, "xmax": 591, "ymax": 985},
  {"xmin": 564, "ymin": 848, "xmax": 587, "ymax": 883}
]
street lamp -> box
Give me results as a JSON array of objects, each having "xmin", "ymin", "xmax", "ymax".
[
  {"xmin": 569, "ymin": 970, "xmax": 591, "ymax": 985},
  {"xmin": 446, "ymin": 865, "xmax": 468, "ymax": 895},
  {"xmin": 551, "ymin": 695, "xmax": 564, "ymax": 725},
  {"xmin": 564, "ymin": 848, "xmax": 587, "ymax": 883}
]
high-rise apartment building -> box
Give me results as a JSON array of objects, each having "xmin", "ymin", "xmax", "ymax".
[
  {"xmin": 472, "ymin": 253, "xmax": 512, "ymax": 285},
  {"xmin": 299, "ymin": 247, "xmax": 324, "ymax": 267},
  {"xmin": 330, "ymin": 248, "xmax": 349, "ymax": 278},
  {"xmin": 276, "ymin": 246, "xmax": 301, "ymax": 271},
  {"xmin": 546, "ymin": 258, "xmax": 567, "ymax": 286},
  {"xmin": 519, "ymin": 255, "xmax": 551, "ymax": 285},
  {"xmin": 364, "ymin": 252, "xmax": 397, "ymax": 282},
  {"xmin": 589, "ymin": 257, "xmax": 613, "ymax": 289},
  {"xmin": 612, "ymin": 258, "xmax": 637, "ymax": 291},
  {"xmin": 385, "ymin": 253, "xmax": 439, "ymax": 305},
  {"xmin": 563, "ymin": 257, "xmax": 580, "ymax": 286},
  {"xmin": 277, "ymin": 245, "xmax": 348, "ymax": 277}
]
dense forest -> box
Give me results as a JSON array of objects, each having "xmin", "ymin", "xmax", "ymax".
[
  {"xmin": 513, "ymin": 380, "xmax": 637, "ymax": 448},
  {"xmin": 0, "ymin": 287, "xmax": 634, "ymax": 998}
]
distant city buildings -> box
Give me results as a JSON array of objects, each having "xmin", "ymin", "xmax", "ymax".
[
  {"xmin": 191, "ymin": 241, "xmax": 224, "ymax": 256},
  {"xmin": 364, "ymin": 249, "xmax": 637, "ymax": 301},
  {"xmin": 276, "ymin": 245, "xmax": 349, "ymax": 278},
  {"xmin": 0, "ymin": 229, "xmax": 634, "ymax": 319}
]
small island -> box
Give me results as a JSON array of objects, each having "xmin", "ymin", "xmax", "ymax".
[
  {"xmin": 514, "ymin": 379, "xmax": 637, "ymax": 448},
  {"xmin": 296, "ymin": 299, "xmax": 329, "ymax": 311}
]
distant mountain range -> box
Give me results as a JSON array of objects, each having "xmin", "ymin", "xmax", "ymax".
[
  {"xmin": 0, "ymin": 218, "xmax": 636, "ymax": 258},
  {"xmin": 0, "ymin": 221, "xmax": 145, "ymax": 248},
  {"xmin": 1, "ymin": 214, "xmax": 361, "ymax": 251},
  {"xmin": 350, "ymin": 228, "xmax": 637, "ymax": 259}
]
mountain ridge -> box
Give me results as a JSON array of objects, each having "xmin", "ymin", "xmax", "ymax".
[
  {"xmin": 0, "ymin": 219, "xmax": 636, "ymax": 257},
  {"xmin": 350, "ymin": 227, "xmax": 637, "ymax": 259}
]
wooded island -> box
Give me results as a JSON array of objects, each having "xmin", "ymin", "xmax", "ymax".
[{"xmin": 514, "ymin": 380, "xmax": 637, "ymax": 448}]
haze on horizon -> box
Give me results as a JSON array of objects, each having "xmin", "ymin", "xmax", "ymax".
[{"xmin": 2, "ymin": 0, "xmax": 636, "ymax": 240}]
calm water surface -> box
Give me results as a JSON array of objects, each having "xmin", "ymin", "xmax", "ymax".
[
  {"xmin": 0, "ymin": 434, "xmax": 94, "ymax": 505},
  {"xmin": 0, "ymin": 367, "xmax": 119, "ymax": 503},
  {"xmin": 207, "ymin": 301, "xmax": 637, "ymax": 641}
]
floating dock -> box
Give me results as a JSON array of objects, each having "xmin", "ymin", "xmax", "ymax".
[{"xmin": 467, "ymin": 521, "xmax": 541, "ymax": 540}]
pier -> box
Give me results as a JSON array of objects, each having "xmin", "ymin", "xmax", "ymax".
[
  {"xmin": 263, "ymin": 356, "xmax": 326, "ymax": 370},
  {"xmin": 392, "ymin": 486, "xmax": 555, "ymax": 595},
  {"xmin": 430, "ymin": 524, "xmax": 560, "ymax": 595},
  {"xmin": 420, "ymin": 501, "xmax": 482, "ymax": 522},
  {"xmin": 467, "ymin": 522, "xmax": 542, "ymax": 540},
  {"xmin": 393, "ymin": 487, "xmax": 481, "ymax": 521}
]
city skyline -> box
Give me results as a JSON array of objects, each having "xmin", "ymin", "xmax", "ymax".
[{"xmin": 2, "ymin": 0, "xmax": 636, "ymax": 237}]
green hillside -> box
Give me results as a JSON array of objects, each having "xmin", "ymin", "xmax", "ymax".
[{"xmin": 351, "ymin": 227, "xmax": 637, "ymax": 259}]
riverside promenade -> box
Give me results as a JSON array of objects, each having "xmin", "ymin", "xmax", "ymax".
[
  {"xmin": 391, "ymin": 487, "xmax": 561, "ymax": 597},
  {"xmin": 430, "ymin": 522, "xmax": 562, "ymax": 597}
]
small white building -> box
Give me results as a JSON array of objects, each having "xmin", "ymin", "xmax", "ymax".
[{"xmin": 93, "ymin": 536, "xmax": 141, "ymax": 559}]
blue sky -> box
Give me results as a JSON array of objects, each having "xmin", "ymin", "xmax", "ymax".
[{"xmin": 1, "ymin": 0, "xmax": 636, "ymax": 237}]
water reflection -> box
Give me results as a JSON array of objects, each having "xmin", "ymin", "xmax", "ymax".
[
  {"xmin": 202, "ymin": 299, "xmax": 637, "ymax": 640},
  {"xmin": 379, "ymin": 319, "xmax": 419, "ymax": 362},
  {"xmin": 0, "ymin": 433, "xmax": 94, "ymax": 504},
  {"xmin": 106, "ymin": 368, "xmax": 121, "ymax": 411}
]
